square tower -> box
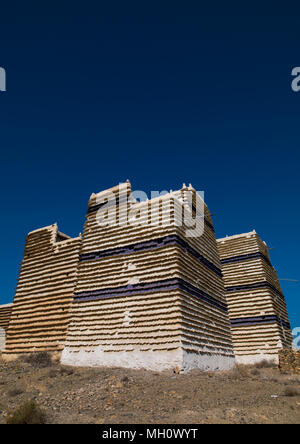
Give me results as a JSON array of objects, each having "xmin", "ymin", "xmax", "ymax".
[
  {"xmin": 217, "ymin": 231, "xmax": 292, "ymax": 364},
  {"xmin": 2, "ymin": 225, "xmax": 81, "ymax": 359},
  {"xmin": 62, "ymin": 182, "xmax": 235, "ymax": 371},
  {"xmin": 0, "ymin": 303, "xmax": 13, "ymax": 351}
]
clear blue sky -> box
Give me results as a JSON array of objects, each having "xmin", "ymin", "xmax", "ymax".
[{"xmin": 0, "ymin": 2, "xmax": 299, "ymax": 332}]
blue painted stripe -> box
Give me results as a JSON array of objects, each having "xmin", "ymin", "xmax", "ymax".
[
  {"xmin": 225, "ymin": 281, "xmax": 284, "ymax": 299},
  {"xmin": 80, "ymin": 234, "xmax": 222, "ymax": 277},
  {"xmin": 74, "ymin": 277, "xmax": 228, "ymax": 312},
  {"xmin": 231, "ymin": 315, "xmax": 290, "ymax": 329},
  {"xmin": 221, "ymin": 252, "xmax": 272, "ymax": 267}
]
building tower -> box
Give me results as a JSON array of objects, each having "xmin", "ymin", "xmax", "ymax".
[
  {"xmin": 217, "ymin": 231, "xmax": 292, "ymax": 364},
  {"xmin": 0, "ymin": 303, "xmax": 13, "ymax": 351},
  {"xmin": 62, "ymin": 181, "xmax": 235, "ymax": 371},
  {"xmin": 2, "ymin": 225, "xmax": 81, "ymax": 360}
]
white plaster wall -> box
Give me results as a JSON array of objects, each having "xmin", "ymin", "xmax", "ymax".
[
  {"xmin": 235, "ymin": 353, "xmax": 278, "ymax": 365},
  {"xmin": 61, "ymin": 347, "xmax": 183, "ymax": 372},
  {"xmin": 61, "ymin": 346, "xmax": 236, "ymax": 372},
  {"xmin": 0, "ymin": 328, "xmax": 6, "ymax": 351},
  {"xmin": 182, "ymin": 350, "xmax": 235, "ymax": 372}
]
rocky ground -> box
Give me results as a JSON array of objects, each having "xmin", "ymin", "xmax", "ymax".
[{"xmin": 0, "ymin": 356, "xmax": 300, "ymax": 424}]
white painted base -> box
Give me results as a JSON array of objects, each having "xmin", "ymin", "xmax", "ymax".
[
  {"xmin": 182, "ymin": 350, "xmax": 235, "ymax": 372},
  {"xmin": 61, "ymin": 346, "xmax": 236, "ymax": 372},
  {"xmin": 235, "ymin": 353, "xmax": 278, "ymax": 365},
  {"xmin": 0, "ymin": 328, "xmax": 5, "ymax": 351},
  {"xmin": 61, "ymin": 347, "xmax": 182, "ymax": 371}
]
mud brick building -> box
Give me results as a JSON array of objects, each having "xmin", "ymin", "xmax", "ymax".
[
  {"xmin": 61, "ymin": 182, "xmax": 234, "ymax": 371},
  {"xmin": 0, "ymin": 182, "xmax": 293, "ymax": 370},
  {"xmin": 0, "ymin": 304, "xmax": 13, "ymax": 351},
  {"xmin": 2, "ymin": 226, "xmax": 81, "ymax": 360},
  {"xmin": 217, "ymin": 231, "xmax": 292, "ymax": 364}
]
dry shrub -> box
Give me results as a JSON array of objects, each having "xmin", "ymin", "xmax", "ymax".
[
  {"xmin": 47, "ymin": 369, "xmax": 57, "ymax": 378},
  {"xmin": 253, "ymin": 359, "xmax": 276, "ymax": 369},
  {"xmin": 23, "ymin": 352, "xmax": 53, "ymax": 368},
  {"xmin": 229, "ymin": 364, "xmax": 250, "ymax": 379},
  {"xmin": 6, "ymin": 400, "xmax": 46, "ymax": 424},
  {"xmin": 59, "ymin": 366, "xmax": 74, "ymax": 376},
  {"xmin": 8, "ymin": 387, "xmax": 23, "ymax": 397},
  {"xmin": 250, "ymin": 368, "xmax": 260, "ymax": 376},
  {"xmin": 47, "ymin": 366, "xmax": 73, "ymax": 377},
  {"xmin": 284, "ymin": 387, "xmax": 300, "ymax": 397}
]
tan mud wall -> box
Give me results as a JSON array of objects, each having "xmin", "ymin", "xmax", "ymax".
[
  {"xmin": 62, "ymin": 183, "xmax": 234, "ymax": 370},
  {"xmin": 0, "ymin": 304, "xmax": 13, "ymax": 350},
  {"xmin": 173, "ymin": 197, "xmax": 233, "ymax": 364},
  {"xmin": 3, "ymin": 224, "xmax": 81, "ymax": 356},
  {"xmin": 217, "ymin": 231, "xmax": 292, "ymax": 364}
]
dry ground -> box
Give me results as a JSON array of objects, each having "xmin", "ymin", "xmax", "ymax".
[{"xmin": 0, "ymin": 355, "xmax": 300, "ymax": 424}]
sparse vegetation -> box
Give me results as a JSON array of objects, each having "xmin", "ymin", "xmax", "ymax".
[
  {"xmin": 47, "ymin": 369, "xmax": 57, "ymax": 378},
  {"xmin": 6, "ymin": 400, "xmax": 46, "ymax": 424},
  {"xmin": 1, "ymin": 357, "xmax": 300, "ymax": 424},
  {"xmin": 22, "ymin": 352, "xmax": 53, "ymax": 368},
  {"xmin": 59, "ymin": 366, "xmax": 74, "ymax": 376},
  {"xmin": 229, "ymin": 364, "xmax": 250, "ymax": 379},
  {"xmin": 283, "ymin": 387, "xmax": 300, "ymax": 397},
  {"xmin": 253, "ymin": 360, "xmax": 276, "ymax": 369},
  {"xmin": 46, "ymin": 365, "xmax": 74, "ymax": 378},
  {"xmin": 8, "ymin": 388, "xmax": 24, "ymax": 397}
]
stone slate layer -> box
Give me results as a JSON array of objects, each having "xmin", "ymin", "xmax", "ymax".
[
  {"xmin": 221, "ymin": 251, "xmax": 272, "ymax": 267},
  {"xmin": 3, "ymin": 181, "xmax": 293, "ymax": 371},
  {"xmin": 225, "ymin": 281, "xmax": 284, "ymax": 299},
  {"xmin": 0, "ymin": 304, "xmax": 12, "ymax": 351},
  {"xmin": 230, "ymin": 315, "xmax": 290, "ymax": 329},
  {"xmin": 80, "ymin": 234, "xmax": 222, "ymax": 277},
  {"xmin": 2, "ymin": 225, "xmax": 81, "ymax": 356},
  {"xmin": 217, "ymin": 231, "xmax": 292, "ymax": 364},
  {"xmin": 61, "ymin": 182, "xmax": 234, "ymax": 370},
  {"xmin": 0, "ymin": 304, "xmax": 12, "ymax": 331},
  {"xmin": 74, "ymin": 277, "xmax": 228, "ymax": 312},
  {"xmin": 87, "ymin": 200, "xmax": 215, "ymax": 232}
]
